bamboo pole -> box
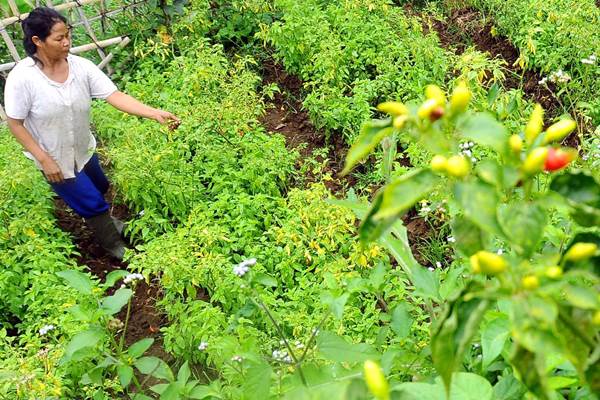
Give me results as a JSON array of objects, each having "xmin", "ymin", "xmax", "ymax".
[
  {"xmin": 0, "ymin": 36, "xmax": 125, "ymax": 72},
  {"xmin": 0, "ymin": 22, "xmax": 21, "ymax": 61},
  {"xmin": 97, "ymin": 36, "xmax": 129, "ymax": 70},
  {"xmin": 76, "ymin": 5, "xmax": 112, "ymax": 73},
  {"xmin": 6, "ymin": 0, "xmax": 20, "ymax": 16},
  {"xmin": 1, "ymin": 0, "xmax": 101, "ymax": 26}
]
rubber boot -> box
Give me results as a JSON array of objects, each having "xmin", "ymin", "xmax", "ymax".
[
  {"xmin": 111, "ymin": 216, "xmax": 125, "ymax": 235},
  {"xmin": 85, "ymin": 211, "xmax": 127, "ymax": 260}
]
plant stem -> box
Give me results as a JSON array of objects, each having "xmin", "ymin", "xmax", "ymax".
[
  {"xmin": 299, "ymin": 311, "xmax": 331, "ymax": 363},
  {"xmin": 119, "ymin": 297, "xmax": 133, "ymax": 354},
  {"xmin": 251, "ymin": 294, "xmax": 307, "ymax": 385}
]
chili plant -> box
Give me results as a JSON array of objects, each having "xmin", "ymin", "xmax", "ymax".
[{"xmin": 343, "ymin": 82, "xmax": 600, "ymax": 399}]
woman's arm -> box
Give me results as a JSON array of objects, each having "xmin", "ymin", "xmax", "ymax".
[
  {"xmin": 105, "ymin": 91, "xmax": 180, "ymax": 127},
  {"xmin": 6, "ymin": 118, "xmax": 64, "ymax": 183}
]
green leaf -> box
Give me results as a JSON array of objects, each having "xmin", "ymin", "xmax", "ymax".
[
  {"xmin": 390, "ymin": 303, "xmax": 413, "ymax": 339},
  {"xmin": 103, "ymin": 270, "xmax": 129, "ymax": 288},
  {"xmin": 481, "ymin": 314, "xmax": 509, "ymax": 370},
  {"xmin": 317, "ymin": 331, "xmax": 378, "ymax": 362},
  {"xmin": 393, "ymin": 372, "xmax": 493, "ymax": 400},
  {"xmin": 63, "ymin": 328, "xmax": 104, "ymax": 360},
  {"xmin": 150, "ymin": 383, "xmax": 169, "ymax": 395},
  {"xmin": 476, "ymin": 159, "xmax": 519, "ymax": 190},
  {"xmin": 447, "ymin": 372, "xmax": 493, "ymax": 400},
  {"xmin": 254, "ymin": 273, "xmax": 277, "ymax": 288},
  {"xmin": 431, "ymin": 290, "xmax": 489, "ymax": 393},
  {"xmin": 458, "ymin": 112, "xmax": 508, "ymax": 152},
  {"xmin": 189, "ymin": 385, "xmax": 215, "ymax": 399},
  {"xmin": 56, "ymin": 270, "xmax": 94, "ymax": 294},
  {"xmin": 493, "ymin": 374, "xmax": 527, "ymax": 400},
  {"xmin": 374, "ymin": 169, "xmax": 439, "ymax": 220},
  {"xmin": 342, "ymin": 119, "xmax": 393, "ymax": 175},
  {"xmin": 177, "ymin": 361, "xmax": 191, "ymax": 384},
  {"xmin": 509, "ymin": 345, "xmax": 550, "ymax": 398},
  {"xmin": 563, "ymin": 286, "xmax": 600, "ymax": 309},
  {"xmin": 359, "ymin": 191, "xmax": 397, "ymax": 243},
  {"xmin": 451, "ymin": 215, "xmax": 485, "ymax": 257},
  {"xmin": 128, "ymin": 338, "xmax": 154, "ymax": 359},
  {"xmin": 550, "ymin": 170, "xmax": 600, "ymax": 207},
  {"xmin": 117, "ymin": 365, "xmax": 134, "ymax": 387},
  {"xmin": 454, "ymin": 181, "xmax": 503, "ymax": 237},
  {"xmin": 497, "ymin": 201, "xmax": 546, "ymax": 256},
  {"xmin": 242, "ymin": 361, "xmax": 272, "ymax": 400},
  {"xmin": 135, "ymin": 357, "xmax": 174, "ymax": 381},
  {"xmin": 380, "ymin": 222, "xmax": 440, "ymax": 300},
  {"xmin": 321, "ymin": 292, "xmax": 349, "ymax": 320},
  {"xmin": 100, "ymin": 288, "xmax": 133, "ymax": 315}
]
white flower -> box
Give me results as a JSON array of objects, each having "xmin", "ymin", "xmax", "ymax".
[
  {"xmin": 138, "ymin": 210, "xmax": 145, "ymax": 217},
  {"xmin": 123, "ymin": 273, "xmax": 144, "ymax": 285},
  {"xmin": 198, "ymin": 341, "xmax": 208, "ymax": 351},
  {"xmin": 589, "ymin": 54, "xmax": 597, "ymax": 61},
  {"xmin": 428, "ymin": 267, "xmax": 435, "ymax": 271},
  {"xmin": 233, "ymin": 258, "xmax": 256, "ymax": 277},
  {"xmin": 497, "ymin": 248, "xmax": 504, "ymax": 255},
  {"xmin": 447, "ymin": 236, "xmax": 456, "ymax": 243},
  {"xmin": 231, "ymin": 355, "xmax": 243, "ymax": 363},
  {"xmin": 436, "ymin": 262, "xmax": 442, "ymax": 268},
  {"xmin": 471, "ymin": 157, "xmax": 477, "ymax": 163},
  {"xmin": 463, "ymin": 149, "xmax": 472, "ymax": 157},
  {"xmin": 39, "ymin": 324, "xmax": 55, "ymax": 336},
  {"xmin": 233, "ymin": 264, "xmax": 249, "ymax": 277},
  {"xmin": 581, "ymin": 58, "xmax": 594, "ymax": 65},
  {"xmin": 295, "ymin": 340, "xmax": 304, "ymax": 349}
]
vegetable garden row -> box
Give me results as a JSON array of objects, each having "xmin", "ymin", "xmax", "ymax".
[{"xmin": 1, "ymin": 0, "xmax": 600, "ymax": 399}]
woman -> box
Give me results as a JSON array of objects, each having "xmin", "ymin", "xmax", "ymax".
[{"xmin": 4, "ymin": 7, "xmax": 179, "ymax": 260}]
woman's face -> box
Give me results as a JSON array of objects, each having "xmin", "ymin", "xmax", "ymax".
[{"xmin": 34, "ymin": 21, "xmax": 71, "ymax": 59}]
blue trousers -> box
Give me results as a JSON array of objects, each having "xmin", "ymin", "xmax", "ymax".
[{"xmin": 50, "ymin": 154, "xmax": 110, "ymax": 218}]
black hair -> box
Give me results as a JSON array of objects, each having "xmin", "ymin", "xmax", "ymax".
[{"xmin": 21, "ymin": 7, "xmax": 68, "ymax": 65}]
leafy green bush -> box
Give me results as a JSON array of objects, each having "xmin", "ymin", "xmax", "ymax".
[
  {"xmin": 467, "ymin": 0, "xmax": 600, "ymax": 123},
  {"xmin": 262, "ymin": 0, "xmax": 449, "ymax": 142}
]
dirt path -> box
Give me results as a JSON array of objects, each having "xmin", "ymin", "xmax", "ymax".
[
  {"xmin": 259, "ymin": 58, "xmax": 358, "ymax": 194},
  {"xmin": 53, "ymin": 184, "xmax": 169, "ymax": 360},
  {"xmin": 415, "ymin": 6, "xmax": 560, "ymax": 115}
]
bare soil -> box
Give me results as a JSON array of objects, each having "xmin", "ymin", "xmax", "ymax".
[
  {"xmin": 419, "ymin": 7, "xmax": 560, "ymax": 114},
  {"xmin": 53, "ymin": 186, "xmax": 170, "ymax": 361},
  {"xmin": 260, "ymin": 59, "xmax": 357, "ymax": 194}
]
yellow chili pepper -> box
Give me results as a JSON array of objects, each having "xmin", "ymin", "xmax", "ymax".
[
  {"xmin": 509, "ymin": 134, "xmax": 523, "ymax": 153},
  {"xmin": 474, "ymin": 251, "xmax": 508, "ymax": 275},
  {"xmin": 522, "ymin": 147, "xmax": 548, "ymax": 175},
  {"xmin": 522, "ymin": 275, "xmax": 539, "ymax": 290},
  {"xmin": 363, "ymin": 360, "xmax": 390, "ymax": 400},
  {"xmin": 543, "ymin": 119, "xmax": 576, "ymax": 144},
  {"xmin": 525, "ymin": 104, "xmax": 544, "ymax": 144},
  {"xmin": 393, "ymin": 115, "xmax": 408, "ymax": 129},
  {"xmin": 430, "ymin": 155, "xmax": 448, "ymax": 173},
  {"xmin": 418, "ymin": 99, "xmax": 439, "ymax": 120},
  {"xmin": 377, "ymin": 101, "xmax": 408, "ymax": 116},
  {"xmin": 564, "ymin": 242, "xmax": 598, "ymax": 263},
  {"xmin": 425, "ymin": 84, "xmax": 446, "ymax": 106},
  {"xmin": 446, "ymin": 155, "xmax": 470, "ymax": 178},
  {"xmin": 544, "ymin": 266, "xmax": 563, "ymax": 279},
  {"xmin": 450, "ymin": 81, "xmax": 471, "ymax": 113}
]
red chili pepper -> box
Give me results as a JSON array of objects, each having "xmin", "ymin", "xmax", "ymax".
[{"xmin": 544, "ymin": 148, "xmax": 572, "ymax": 172}]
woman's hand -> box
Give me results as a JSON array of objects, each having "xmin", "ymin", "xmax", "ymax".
[
  {"xmin": 40, "ymin": 155, "xmax": 64, "ymax": 183},
  {"xmin": 151, "ymin": 109, "xmax": 181, "ymax": 130},
  {"xmin": 106, "ymin": 92, "xmax": 181, "ymax": 130}
]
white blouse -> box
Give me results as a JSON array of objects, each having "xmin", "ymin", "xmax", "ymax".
[{"xmin": 4, "ymin": 54, "xmax": 117, "ymax": 179}]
